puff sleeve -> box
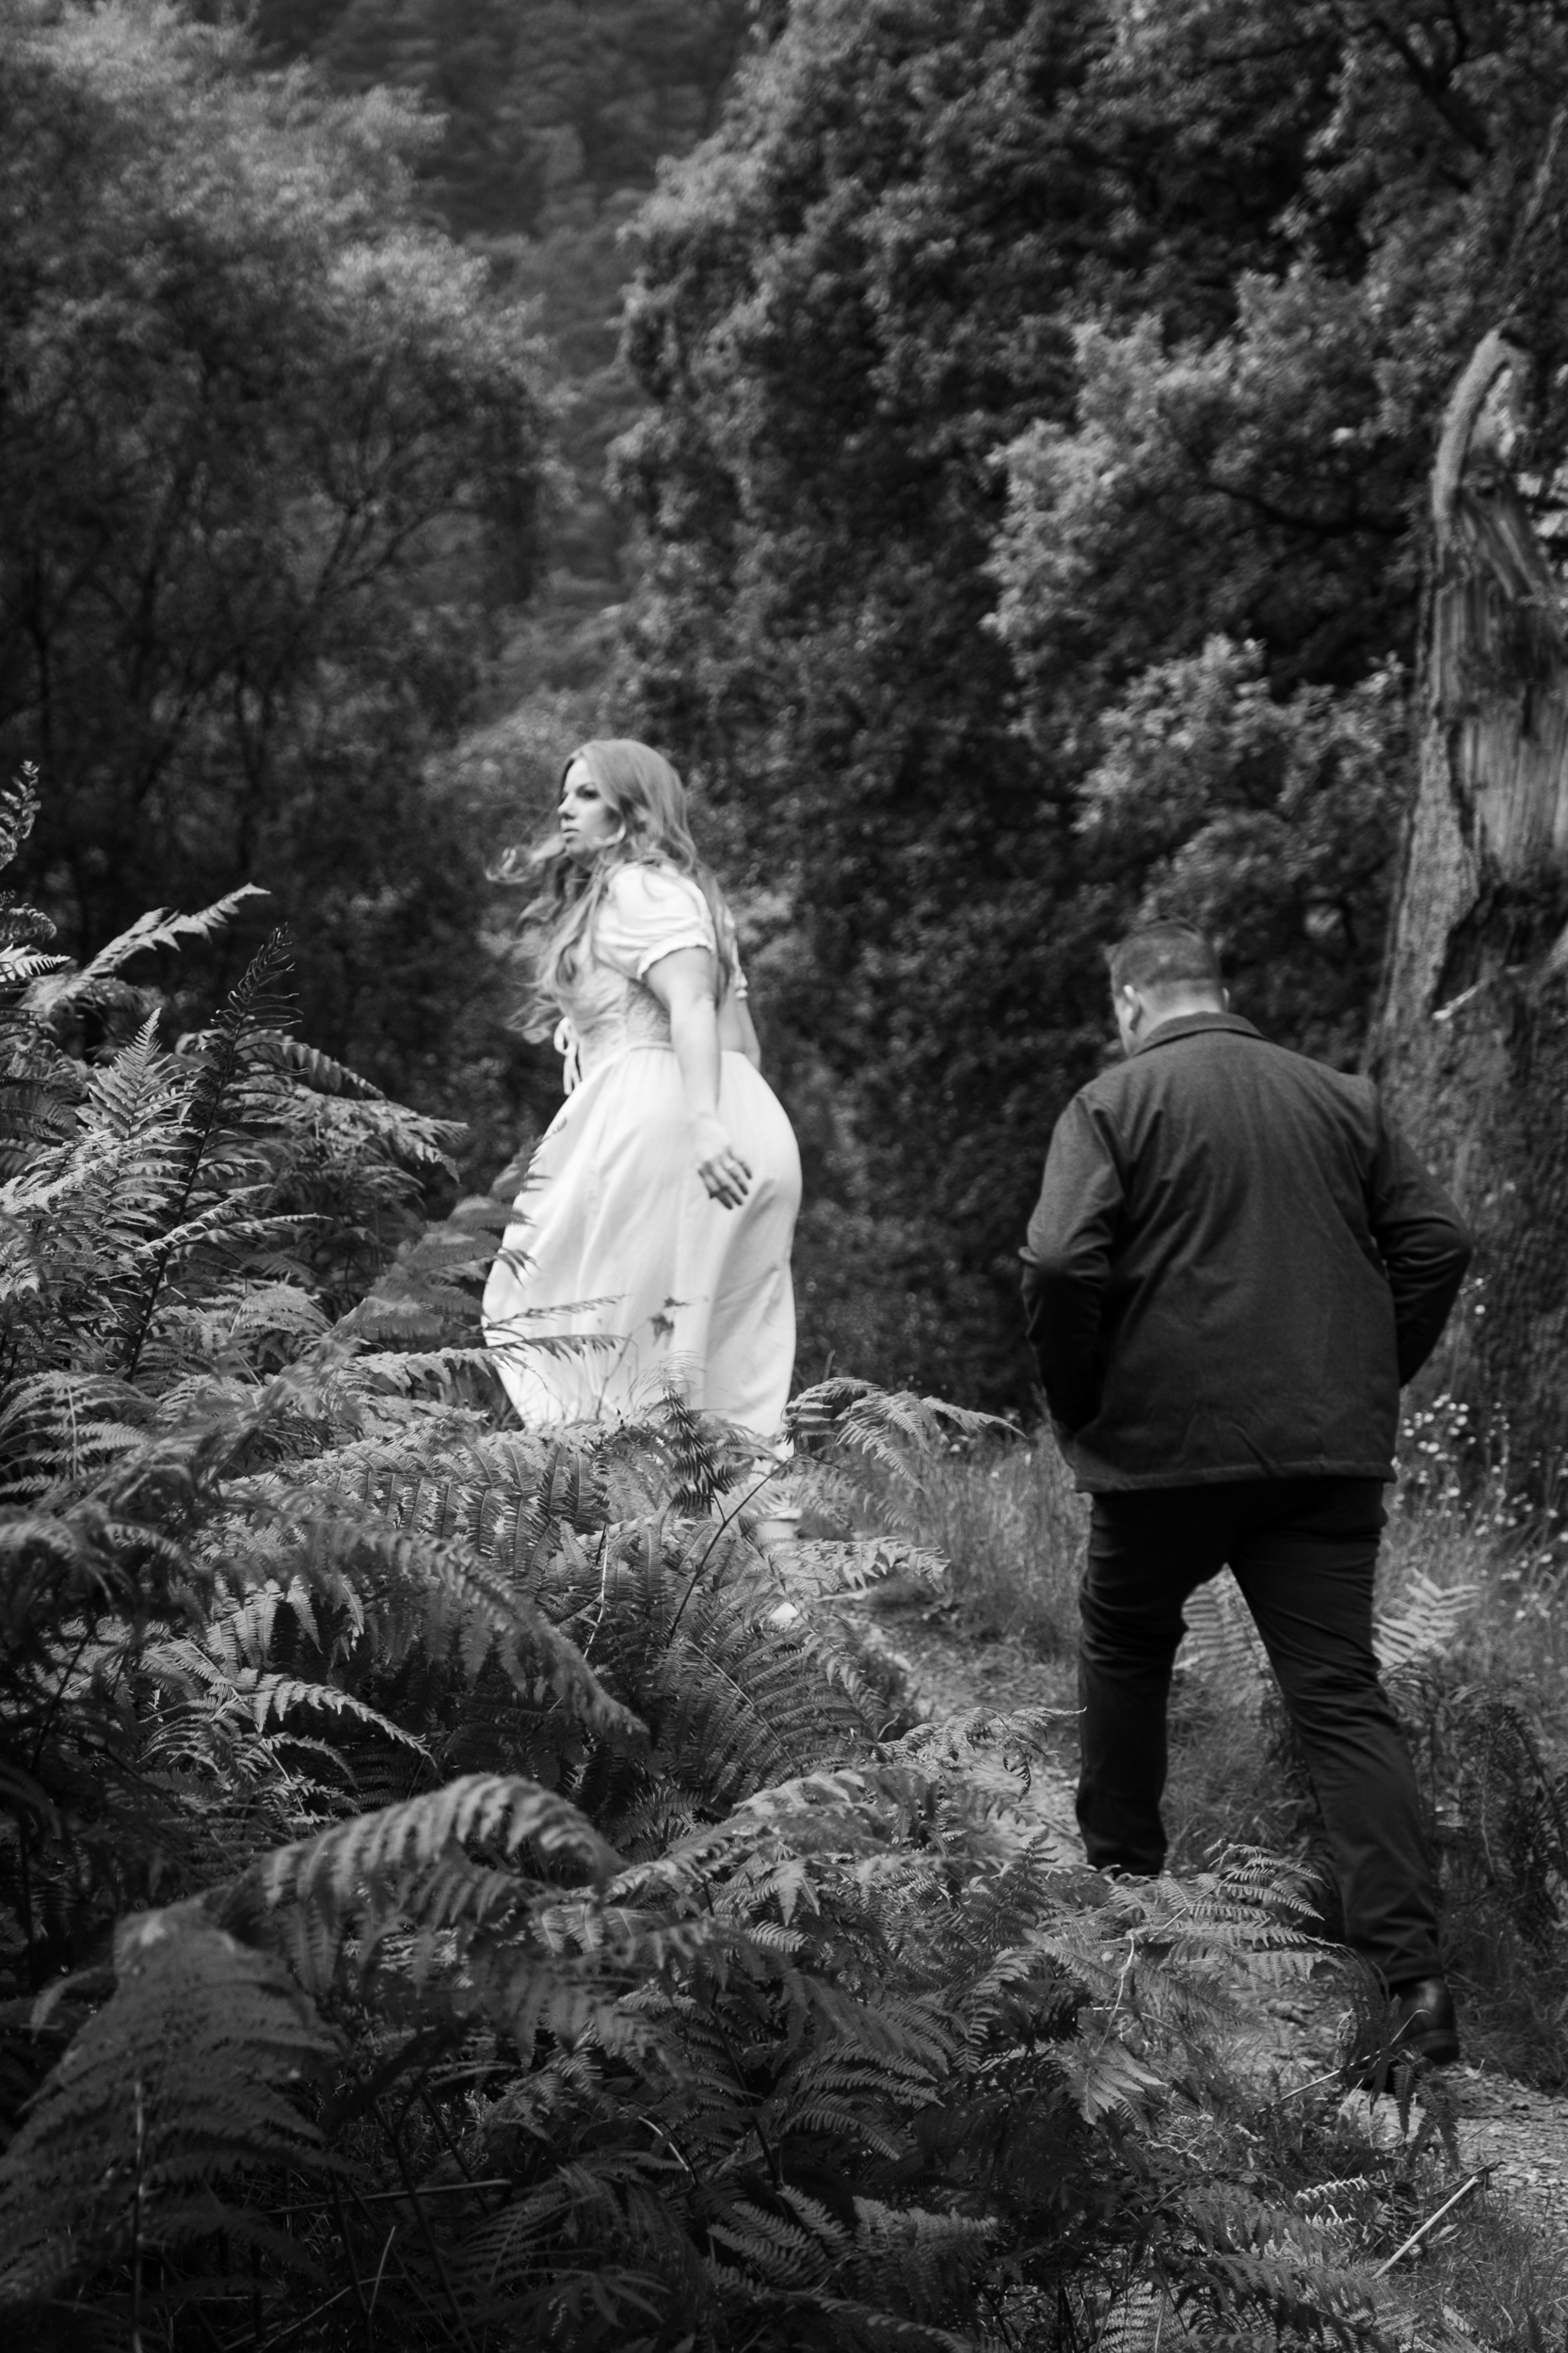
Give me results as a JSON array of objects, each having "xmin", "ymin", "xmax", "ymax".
[
  {"xmin": 594, "ymin": 863, "xmax": 717, "ymax": 983},
  {"xmin": 720, "ymin": 905, "xmax": 749, "ymax": 1000}
]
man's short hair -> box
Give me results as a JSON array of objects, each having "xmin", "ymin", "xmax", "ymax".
[{"xmin": 1106, "ymin": 921, "xmax": 1223, "ymax": 997}]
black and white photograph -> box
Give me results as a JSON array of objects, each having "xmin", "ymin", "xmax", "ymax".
[{"xmin": 6, "ymin": 2, "xmax": 1568, "ymax": 2344}]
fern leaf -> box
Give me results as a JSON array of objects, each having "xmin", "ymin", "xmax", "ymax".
[
  {"xmin": 71, "ymin": 888, "xmax": 271, "ymax": 984},
  {"xmin": 1176, "ymin": 1572, "xmax": 1269, "ymax": 1696},
  {"xmin": 1374, "ymin": 1572, "xmax": 1479, "ymax": 1670},
  {"xmin": 119, "ymin": 1186, "xmax": 282, "ymax": 1263},
  {"xmin": 0, "ymin": 950, "xmax": 67, "ymax": 990},
  {"xmin": 849, "ymin": 2198, "xmax": 997, "ymax": 2321},
  {"xmin": 1087, "ymin": 2283, "xmax": 1169, "ymax": 2351},
  {"xmin": 226, "ymin": 1774, "xmax": 620, "ymax": 1993},
  {"xmin": 0, "ymin": 1909, "xmax": 336, "ymax": 2304},
  {"xmin": 787, "ymin": 1380, "xmax": 1004, "ymax": 1485},
  {"xmin": 245, "ymin": 1492, "xmax": 643, "ymax": 1737},
  {"xmin": 1054, "ymin": 2022, "xmax": 1166, "ymax": 2124},
  {"xmin": 144, "ymin": 1644, "xmax": 429, "ymax": 1761},
  {"xmin": 0, "ymin": 1372, "xmax": 149, "ymax": 1498},
  {"xmin": 178, "ymin": 1029, "xmax": 385, "ymax": 1100},
  {"xmin": 239, "ymin": 1673, "xmax": 429, "ymax": 1753}
]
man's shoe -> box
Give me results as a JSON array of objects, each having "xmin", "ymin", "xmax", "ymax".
[{"xmin": 1388, "ymin": 1975, "xmax": 1460, "ymax": 2066}]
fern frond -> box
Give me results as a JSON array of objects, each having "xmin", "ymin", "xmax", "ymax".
[
  {"xmin": 227, "ymin": 1773, "xmax": 619, "ymax": 1988},
  {"xmin": 1053, "ymin": 2020, "xmax": 1165, "ymax": 2124},
  {"xmin": 0, "ymin": 1371, "xmax": 150, "ymax": 1500},
  {"xmin": 119, "ymin": 1185, "xmax": 285, "ymax": 1264},
  {"xmin": 652, "ymin": 1385, "xmax": 739, "ymax": 1514},
  {"xmin": 788, "ymin": 1379, "xmax": 1004, "ymax": 1487},
  {"xmin": 1176, "ymin": 1571, "xmax": 1269, "ymax": 1696},
  {"xmin": 778, "ymin": 1536, "xmax": 947, "ymax": 1606},
  {"xmin": 232, "ymin": 1486, "xmax": 642, "ymax": 1737},
  {"xmin": 1374, "ymin": 1571, "xmax": 1479, "ymax": 1670},
  {"xmin": 178, "ymin": 1028, "xmax": 385, "ymax": 1101},
  {"xmin": 1172, "ymin": 2183, "xmax": 1380, "ymax": 2343},
  {"xmin": 1085, "ymin": 2282, "xmax": 1169, "ymax": 2351},
  {"xmin": 849, "ymin": 2197, "xmax": 997, "ymax": 2317},
  {"xmin": 0, "ymin": 950, "xmax": 67, "ymax": 989},
  {"xmin": 69, "ymin": 888, "xmax": 271, "ymax": 984},
  {"xmin": 0, "ymin": 1908, "xmax": 336, "ymax": 2304},
  {"xmin": 44, "ymin": 1016, "xmax": 190, "ymax": 1165},
  {"xmin": 143, "ymin": 1641, "xmax": 430, "ymax": 1762},
  {"xmin": 149, "ymin": 1281, "xmax": 330, "ymax": 1382}
]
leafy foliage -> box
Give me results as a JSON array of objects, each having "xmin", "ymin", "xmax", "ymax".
[{"xmin": 1068, "ymin": 639, "xmax": 1406, "ymax": 1064}]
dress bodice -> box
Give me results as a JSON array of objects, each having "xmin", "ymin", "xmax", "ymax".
[{"xmin": 552, "ymin": 862, "xmax": 744, "ymax": 1090}]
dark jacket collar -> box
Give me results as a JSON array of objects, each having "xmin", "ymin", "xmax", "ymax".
[{"xmin": 1133, "ymin": 1010, "xmax": 1263, "ymax": 1056}]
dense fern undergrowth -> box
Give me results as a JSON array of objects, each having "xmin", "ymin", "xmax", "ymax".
[{"xmin": 0, "ymin": 776, "xmax": 1503, "ymax": 2349}]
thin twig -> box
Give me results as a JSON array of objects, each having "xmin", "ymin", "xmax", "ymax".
[
  {"xmin": 366, "ymin": 2223, "xmax": 399, "ymax": 2324},
  {"xmin": 272, "ymin": 2179, "xmax": 511, "ymax": 2217},
  {"xmin": 1372, "ymin": 2169, "xmax": 1490, "ymax": 2277},
  {"xmin": 1273, "ymin": 2060, "xmax": 1351, "ymax": 2105}
]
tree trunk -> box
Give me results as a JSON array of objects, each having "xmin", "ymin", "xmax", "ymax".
[{"xmin": 1369, "ymin": 330, "xmax": 1568, "ymax": 1475}]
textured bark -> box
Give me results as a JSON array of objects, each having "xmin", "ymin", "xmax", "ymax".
[{"xmin": 1369, "ymin": 333, "xmax": 1568, "ymax": 1470}]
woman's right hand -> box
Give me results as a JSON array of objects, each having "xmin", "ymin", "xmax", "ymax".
[{"xmin": 693, "ymin": 1112, "xmax": 752, "ymax": 1209}]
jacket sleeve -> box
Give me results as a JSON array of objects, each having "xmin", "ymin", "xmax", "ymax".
[
  {"xmin": 1367, "ymin": 1108, "xmax": 1474, "ymax": 1385},
  {"xmin": 1019, "ymin": 1095, "xmax": 1125, "ymax": 1433}
]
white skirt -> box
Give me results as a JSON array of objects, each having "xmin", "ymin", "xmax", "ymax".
[{"xmin": 482, "ymin": 1046, "xmax": 801, "ymax": 1438}]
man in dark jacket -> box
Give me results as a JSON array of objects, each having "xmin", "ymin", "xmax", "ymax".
[{"xmin": 1021, "ymin": 921, "xmax": 1474, "ymax": 2061}]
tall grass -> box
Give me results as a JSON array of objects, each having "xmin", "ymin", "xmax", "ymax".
[{"xmin": 908, "ymin": 1432, "xmax": 1087, "ymax": 1653}]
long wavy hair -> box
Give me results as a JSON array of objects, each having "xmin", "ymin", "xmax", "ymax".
[{"xmin": 493, "ymin": 739, "xmax": 735, "ymax": 1038}]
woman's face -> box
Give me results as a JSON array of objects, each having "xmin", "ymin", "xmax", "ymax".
[{"xmin": 557, "ymin": 759, "xmax": 623, "ymax": 860}]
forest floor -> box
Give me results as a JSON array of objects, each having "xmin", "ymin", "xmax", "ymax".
[{"xmin": 830, "ymin": 1577, "xmax": 1568, "ymax": 2256}]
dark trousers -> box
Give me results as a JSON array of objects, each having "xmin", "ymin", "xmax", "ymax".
[{"xmin": 1078, "ymin": 1477, "xmax": 1440, "ymax": 1986}]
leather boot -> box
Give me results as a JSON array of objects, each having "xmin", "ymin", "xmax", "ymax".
[{"xmin": 1387, "ymin": 1974, "xmax": 1460, "ymax": 2066}]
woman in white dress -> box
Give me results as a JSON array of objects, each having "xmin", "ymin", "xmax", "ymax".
[{"xmin": 482, "ymin": 739, "xmax": 801, "ymax": 1436}]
